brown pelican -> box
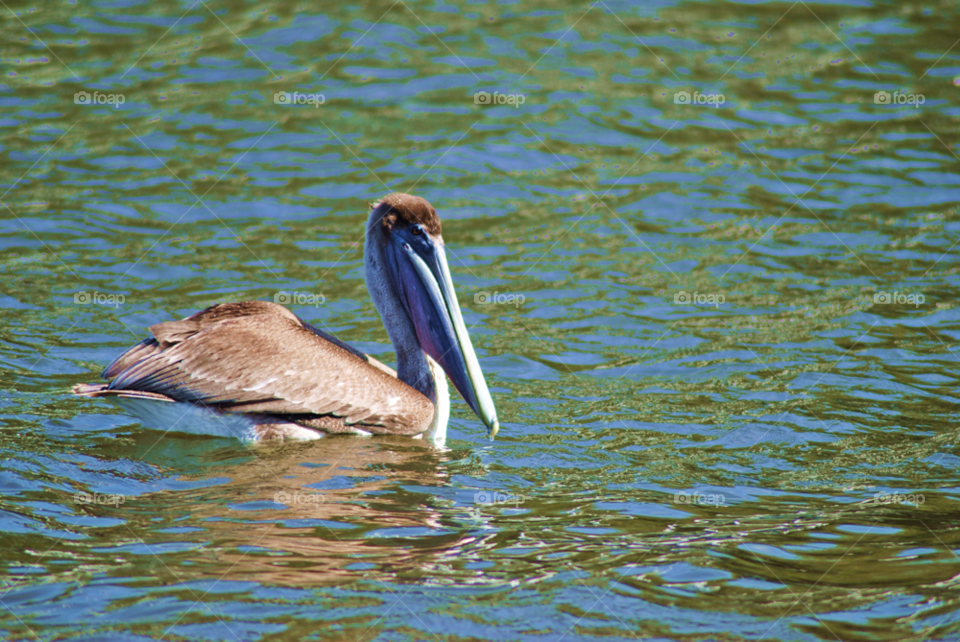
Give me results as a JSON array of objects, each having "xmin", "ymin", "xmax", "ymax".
[{"xmin": 73, "ymin": 193, "xmax": 499, "ymax": 443}]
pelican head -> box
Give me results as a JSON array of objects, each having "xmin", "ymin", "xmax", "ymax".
[{"xmin": 365, "ymin": 193, "xmax": 499, "ymax": 438}]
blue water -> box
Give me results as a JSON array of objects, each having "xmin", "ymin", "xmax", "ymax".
[{"xmin": 2, "ymin": 0, "xmax": 960, "ymax": 639}]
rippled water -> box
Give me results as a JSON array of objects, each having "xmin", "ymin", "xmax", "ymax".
[{"xmin": 2, "ymin": 0, "xmax": 960, "ymax": 640}]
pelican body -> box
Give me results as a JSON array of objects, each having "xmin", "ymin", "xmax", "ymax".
[{"xmin": 74, "ymin": 193, "xmax": 499, "ymax": 443}]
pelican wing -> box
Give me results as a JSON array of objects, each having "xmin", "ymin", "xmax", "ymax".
[
  {"xmin": 103, "ymin": 301, "xmax": 434, "ymax": 434},
  {"xmin": 102, "ymin": 337, "xmax": 161, "ymax": 378}
]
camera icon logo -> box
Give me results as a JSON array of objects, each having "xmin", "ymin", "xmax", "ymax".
[
  {"xmin": 74, "ymin": 91, "xmax": 91, "ymax": 105},
  {"xmin": 74, "ymin": 291, "xmax": 91, "ymax": 304},
  {"xmin": 274, "ymin": 490, "xmax": 290, "ymax": 504},
  {"xmin": 674, "ymin": 492, "xmax": 690, "ymax": 504},
  {"xmin": 474, "ymin": 291, "xmax": 490, "ymax": 304},
  {"xmin": 674, "ymin": 90, "xmax": 691, "ymax": 105},
  {"xmin": 274, "ymin": 91, "xmax": 291, "ymax": 105},
  {"xmin": 474, "ymin": 91, "xmax": 491, "ymax": 105},
  {"xmin": 274, "ymin": 291, "xmax": 291, "ymax": 304},
  {"xmin": 873, "ymin": 291, "xmax": 891, "ymax": 304},
  {"xmin": 474, "ymin": 491, "xmax": 493, "ymax": 504},
  {"xmin": 673, "ymin": 290, "xmax": 691, "ymax": 304},
  {"xmin": 874, "ymin": 91, "xmax": 891, "ymax": 105}
]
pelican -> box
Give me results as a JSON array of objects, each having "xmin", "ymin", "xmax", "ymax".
[{"xmin": 73, "ymin": 193, "xmax": 499, "ymax": 443}]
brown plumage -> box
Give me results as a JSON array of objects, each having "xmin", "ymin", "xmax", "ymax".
[
  {"xmin": 374, "ymin": 192, "xmax": 442, "ymax": 237},
  {"xmin": 74, "ymin": 301, "xmax": 435, "ymax": 436}
]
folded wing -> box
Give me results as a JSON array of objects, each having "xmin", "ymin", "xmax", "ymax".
[{"xmin": 102, "ymin": 301, "xmax": 434, "ymax": 434}]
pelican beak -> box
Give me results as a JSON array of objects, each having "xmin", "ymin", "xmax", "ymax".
[{"xmin": 385, "ymin": 229, "xmax": 500, "ymax": 437}]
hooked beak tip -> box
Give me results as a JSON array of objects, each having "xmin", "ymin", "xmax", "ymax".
[{"xmin": 488, "ymin": 419, "xmax": 499, "ymax": 439}]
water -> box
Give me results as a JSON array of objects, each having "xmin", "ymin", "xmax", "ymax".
[{"xmin": 2, "ymin": 0, "xmax": 959, "ymax": 639}]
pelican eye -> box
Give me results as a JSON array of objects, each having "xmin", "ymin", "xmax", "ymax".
[{"xmin": 411, "ymin": 224, "xmax": 423, "ymax": 236}]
